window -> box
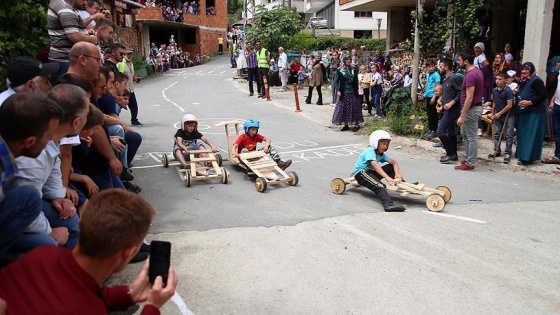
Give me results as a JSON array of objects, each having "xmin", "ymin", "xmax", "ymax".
[{"xmin": 354, "ymin": 11, "xmax": 372, "ymax": 18}]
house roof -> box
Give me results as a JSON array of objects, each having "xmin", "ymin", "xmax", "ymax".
[{"xmin": 233, "ymin": 18, "xmax": 252, "ymax": 26}]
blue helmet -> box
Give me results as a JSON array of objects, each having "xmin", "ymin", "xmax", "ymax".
[{"xmin": 243, "ymin": 119, "xmax": 260, "ymax": 134}]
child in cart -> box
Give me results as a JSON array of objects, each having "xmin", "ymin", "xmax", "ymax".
[
  {"xmin": 232, "ymin": 119, "xmax": 292, "ymax": 170},
  {"xmin": 353, "ymin": 130, "xmax": 406, "ymax": 212},
  {"xmin": 173, "ymin": 114, "xmax": 218, "ymax": 168}
]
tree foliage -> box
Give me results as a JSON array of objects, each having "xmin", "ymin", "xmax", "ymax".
[
  {"xmin": 227, "ymin": 0, "xmax": 243, "ymax": 25},
  {"xmin": 245, "ymin": 5, "xmax": 301, "ymax": 55},
  {"xmin": 0, "ymin": 0, "xmax": 50, "ymax": 90},
  {"xmin": 410, "ymin": 0, "xmax": 491, "ymax": 58}
]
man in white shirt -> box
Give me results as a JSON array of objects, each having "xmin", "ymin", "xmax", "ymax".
[
  {"xmin": 278, "ymin": 47, "xmax": 289, "ymax": 91},
  {"xmin": 79, "ymin": 0, "xmax": 111, "ymax": 29}
]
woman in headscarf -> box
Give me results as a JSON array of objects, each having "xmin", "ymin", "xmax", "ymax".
[
  {"xmin": 332, "ymin": 56, "xmax": 363, "ymax": 131},
  {"xmin": 492, "ymin": 52, "xmax": 508, "ymax": 78},
  {"xmin": 516, "ymin": 62, "xmax": 548, "ymax": 165},
  {"xmin": 305, "ymin": 52, "xmax": 327, "ymax": 105}
]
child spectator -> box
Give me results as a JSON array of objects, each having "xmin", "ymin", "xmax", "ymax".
[
  {"xmin": 358, "ymin": 65, "xmax": 371, "ymax": 111},
  {"xmin": 488, "ymin": 71, "xmax": 515, "ymax": 164},
  {"xmin": 433, "ymin": 83, "xmax": 443, "ymax": 117},
  {"xmin": 232, "ymin": 119, "xmax": 292, "ymax": 170},
  {"xmin": 173, "ymin": 114, "xmax": 218, "ymax": 169},
  {"xmin": 423, "ymin": 60, "xmax": 441, "ymax": 140},
  {"xmin": 297, "ymin": 64, "xmax": 305, "ymax": 89},
  {"xmin": 353, "ymin": 130, "xmax": 406, "ymax": 212},
  {"xmin": 506, "ymin": 70, "xmax": 518, "ymax": 93}
]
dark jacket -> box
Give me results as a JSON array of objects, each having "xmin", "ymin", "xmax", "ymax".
[{"xmin": 337, "ymin": 66, "xmax": 359, "ymax": 97}]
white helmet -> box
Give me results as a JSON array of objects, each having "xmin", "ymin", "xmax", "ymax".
[
  {"xmin": 181, "ymin": 114, "xmax": 198, "ymax": 131},
  {"xmin": 369, "ymin": 130, "xmax": 391, "ymax": 150}
]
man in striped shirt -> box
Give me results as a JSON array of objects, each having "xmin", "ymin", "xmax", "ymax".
[
  {"xmin": 47, "ymin": 0, "xmax": 98, "ymax": 83},
  {"xmin": 245, "ymin": 42, "xmax": 259, "ymax": 97}
]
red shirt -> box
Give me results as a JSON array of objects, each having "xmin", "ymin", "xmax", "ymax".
[
  {"xmin": 234, "ymin": 134, "xmax": 265, "ymax": 153},
  {"xmin": 0, "ymin": 246, "xmax": 159, "ymax": 315}
]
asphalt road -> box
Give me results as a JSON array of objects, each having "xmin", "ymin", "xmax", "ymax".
[{"xmin": 111, "ymin": 56, "xmax": 560, "ymax": 315}]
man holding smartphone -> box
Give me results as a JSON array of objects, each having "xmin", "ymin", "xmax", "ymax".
[{"xmin": 0, "ymin": 189, "xmax": 178, "ymax": 314}]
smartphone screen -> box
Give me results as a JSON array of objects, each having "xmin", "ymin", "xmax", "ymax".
[{"xmin": 148, "ymin": 240, "xmax": 171, "ymax": 284}]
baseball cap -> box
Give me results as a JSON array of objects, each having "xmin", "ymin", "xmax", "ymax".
[{"xmin": 6, "ymin": 57, "xmax": 59, "ymax": 88}]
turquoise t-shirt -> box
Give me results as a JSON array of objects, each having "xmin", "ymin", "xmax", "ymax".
[{"xmin": 353, "ymin": 147, "xmax": 389, "ymax": 174}]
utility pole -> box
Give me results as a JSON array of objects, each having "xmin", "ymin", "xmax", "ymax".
[{"xmin": 411, "ymin": 0, "xmax": 423, "ymax": 106}]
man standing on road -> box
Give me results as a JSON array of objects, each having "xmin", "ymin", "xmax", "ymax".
[
  {"xmin": 48, "ymin": 0, "xmax": 99, "ymax": 83},
  {"xmin": 118, "ymin": 50, "xmax": 143, "ymax": 126},
  {"xmin": 255, "ymin": 40, "xmax": 270, "ymax": 99},
  {"xmin": 437, "ymin": 58, "xmax": 463, "ymax": 164},
  {"xmin": 456, "ymin": 51, "xmax": 484, "ymax": 171},
  {"xmin": 245, "ymin": 41, "xmax": 258, "ymax": 97},
  {"xmin": 278, "ymin": 47, "xmax": 289, "ymax": 92}
]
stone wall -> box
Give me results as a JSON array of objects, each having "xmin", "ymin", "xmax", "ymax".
[{"xmin": 113, "ymin": 26, "xmax": 141, "ymax": 53}]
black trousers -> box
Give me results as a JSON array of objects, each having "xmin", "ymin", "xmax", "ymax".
[
  {"xmin": 425, "ymin": 99, "xmax": 439, "ymax": 132},
  {"xmin": 306, "ymin": 85, "xmax": 322, "ymax": 103},
  {"xmin": 354, "ymin": 164, "xmax": 395, "ymax": 206},
  {"xmin": 247, "ymin": 67, "xmax": 259, "ymax": 94},
  {"xmin": 258, "ymin": 68, "xmax": 269, "ymax": 95}
]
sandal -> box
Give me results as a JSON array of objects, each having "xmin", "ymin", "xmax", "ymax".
[{"xmin": 541, "ymin": 156, "xmax": 560, "ymax": 164}]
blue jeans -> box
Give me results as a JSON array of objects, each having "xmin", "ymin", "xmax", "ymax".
[
  {"xmin": 42, "ymin": 200, "xmax": 79, "ymax": 248},
  {"xmin": 107, "ymin": 124, "xmax": 128, "ymax": 169},
  {"xmin": 553, "ymin": 103, "xmax": 560, "ymax": 158},
  {"xmin": 90, "ymin": 169, "xmax": 126, "ymax": 191},
  {"xmin": 371, "ymin": 88, "xmax": 382, "ymax": 116},
  {"xmin": 460, "ymin": 106, "xmax": 483, "ymax": 166},
  {"xmin": 0, "ymin": 186, "xmax": 43, "ymax": 256},
  {"xmin": 493, "ymin": 112, "xmax": 516, "ymax": 156},
  {"xmin": 124, "ymin": 131, "xmax": 142, "ymax": 167}
]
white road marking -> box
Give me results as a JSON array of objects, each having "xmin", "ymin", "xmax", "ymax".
[
  {"xmin": 153, "ymin": 104, "xmax": 160, "ymax": 107},
  {"xmin": 281, "ymin": 143, "xmax": 363, "ymax": 155},
  {"xmin": 421, "ymin": 211, "xmax": 487, "ymax": 224},
  {"xmin": 171, "ymin": 292, "xmax": 195, "ymax": 315},
  {"xmin": 161, "ymin": 82, "xmax": 184, "ymax": 112}
]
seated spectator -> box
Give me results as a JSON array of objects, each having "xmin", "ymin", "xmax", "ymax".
[
  {"xmin": 0, "ymin": 93, "xmax": 63, "ymax": 258},
  {"xmin": 8, "ymin": 84, "xmax": 90, "ymax": 253},
  {"xmin": 97, "ymin": 70, "xmax": 142, "ymax": 193},
  {"xmin": 268, "ymin": 59, "xmax": 280, "ymax": 87},
  {"xmin": 0, "ymin": 189, "xmax": 178, "ymax": 314}
]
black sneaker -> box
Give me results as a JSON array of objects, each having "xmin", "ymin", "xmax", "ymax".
[
  {"xmin": 129, "ymin": 251, "xmax": 149, "ymax": 264},
  {"xmin": 140, "ymin": 243, "xmax": 150, "ymax": 252},
  {"xmin": 120, "ymin": 169, "xmax": 134, "ymax": 182},
  {"xmin": 131, "ymin": 120, "xmax": 143, "ymax": 126},
  {"xmin": 123, "ymin": 181, "xmax": 141, "ymax": 194},
  {"xmin": 383, "ymin": 202, "xmax": 406, "ymax": 212}
]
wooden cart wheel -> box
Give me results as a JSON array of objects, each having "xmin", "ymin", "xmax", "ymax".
[
  {"xmin": 436, "ymin": 185, "xmax": 452, "ymax": 202},
  {"xmin": 184, "ymin": 170, "xmax": 191, "ymax": 187},
  {"xmin": 426, "ymin": 193, "xmax": 445, "ymax": 212},
  {"xmin": 215, "ymin": 153, "xmax": 223, "ymax": 167},
  {"xmin": 255, "ymin": 177, "xmax": 267, "ymax": 192},
  {"xmin": 331, "ymin": 178, "xmax": 346, "ymax": 195},
  {"xmin": 162, "ymin": 154, "xmax": 169, "ymax": 168},
  {"xmin": 221, "ymin": 167, "xmax": 228, "ymax": 184},
  {"xmin": 287, "ymin": 171, "xmax": 299, "ymax": 186}
]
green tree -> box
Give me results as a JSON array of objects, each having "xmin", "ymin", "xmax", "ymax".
[
  {"xmin": 227, "ymin": 0, "xmax": 243, "ymax": 25},
  {"xmin": 245, "ymin": 5, "xmax": 301, "ymax": 56},
  {"xmin": 0, "ymin": 0, "xmax": 50, "ymax": 90},
  {"xmin": 410, "ymin": 0, "xmax": 492, "ymax": 58}
]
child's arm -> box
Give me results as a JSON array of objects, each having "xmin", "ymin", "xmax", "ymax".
[
  {"xmin": 388, "ymin": 158, "xmax": 402, "ymax": 181},
  {"xmin": 69, "ymin": 173, "xmax": 99, "ymax": 197},
  {"xmin": 261, "ymin": 136, "xmax": 271, "ymax": 153},
  {"xmin": 176, "ymin": 136, "xmax": 190, "ymax": 153},
  {"xmin": 496, "ymin": 99, "xmax": 513, "ymax": 119},
  {"xmin": 200, "ymin": 135, "xmax": 218, "ymax": 152},
  {"xmin": 489, "ymin": 99, "xmax": 497, "ymax": 120},
  {"xmin": 369, "ymin": 160, "xmax": 395, "ymax": 184}
]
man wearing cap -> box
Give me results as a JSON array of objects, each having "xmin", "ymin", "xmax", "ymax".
[
  {"xmin": 0, "ymin": 57, "xmax": 59, "ymax": 105},
  {"xmin": 118, "ymin": 49, "xmax": 143, "ymax": 126},
  {"xmin": 47, "ymin": 0, "xmax": 99, "ymax": 83}
]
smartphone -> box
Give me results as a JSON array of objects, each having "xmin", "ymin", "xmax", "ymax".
[
  {"xmin": 119, "ymin": 138, "xmax": 127, "ymax": 146},
  {"xmin": 148, "ymin": 240, "xmax": 171, "ymax": 284}
]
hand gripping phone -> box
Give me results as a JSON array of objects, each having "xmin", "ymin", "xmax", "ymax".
[{"xmin": 148, "ymin": 240, "xmax": 171, "ymax": 284}]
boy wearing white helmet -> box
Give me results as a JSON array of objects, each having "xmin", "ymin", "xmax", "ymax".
[
  {"xmin": 173, "ymin": 114, "xmax": 218, "ymax": 168},
  {"xmin": 353, "ymin": 130, "xmax": 406, "ymax": 212}
]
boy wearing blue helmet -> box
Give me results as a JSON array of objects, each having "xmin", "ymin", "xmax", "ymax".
[
  {"xmin": 232, "ymin": 119, "xmax": 292, "ymax": 170},
  {"xmin": 353, "ymin": 130, "xmax": 406, "ymax": 212}
]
